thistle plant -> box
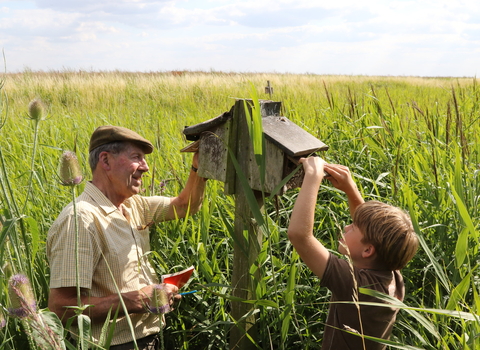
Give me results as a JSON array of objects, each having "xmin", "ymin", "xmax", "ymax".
[
  {"xmin": 6, "ymin": 274, "xmax": 65, "ymax": 349},
  {"xmin": 11, "ymin": 98, "xmax": 50, "ymax": 288},
  {"xmin": 58, "ymin": 151, "xmax": 83, "ymax": 186},
  {"xmin": 148, "ymin": 284, "xmax": 171, "ymax": 350},
  {"xmin": 58, "ymin": 150, "xmax": 83, "ymax": 308},
  {"xmin": 23, "ymin": 98, "xmax": 47, "ymax": 210},
  {"xmin": 28, "ymin": 98, "xmax": 47, "ymax": 121},
  {"xmin": 149, "ymin": 284, "xmax": 171, "ymax": 315},
  {"xmin": 7, "ymin": 274, "xmax": 37, "ymax": 318},
  {"xmin": 8, "ymin": 274, "xmax": 42, "ymax": 348}
]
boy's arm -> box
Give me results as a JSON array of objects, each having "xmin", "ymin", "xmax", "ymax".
[
  {"xmin": 324, "ymin": 163, "xmax": 364, "ymax": 218},
  {"xmin": 287, "ymin": 157, "xmax": 330, "ymax": 279}
]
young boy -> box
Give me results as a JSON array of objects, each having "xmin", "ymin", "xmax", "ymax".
[{"xmin": 287, "ymin": 157, "xmax": 418, "ymax": 350}]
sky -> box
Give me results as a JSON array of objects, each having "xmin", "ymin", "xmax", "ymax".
[{"xmin": 0, "ymin": 0, "xmax": 479, "ymax": 77}]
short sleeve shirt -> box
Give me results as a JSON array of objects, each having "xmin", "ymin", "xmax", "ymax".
[
  {"xmin": 47, "ymin": 182, "xmax": 170, "ymax": 346},
  {"xmin": 320, "ymin": 253, "xmax": 405, "ymax": 350}
]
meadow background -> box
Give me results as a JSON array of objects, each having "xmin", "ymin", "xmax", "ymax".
[{"xmin": 0, "ymin": 71, "xmax": 479, "ymax": 349}]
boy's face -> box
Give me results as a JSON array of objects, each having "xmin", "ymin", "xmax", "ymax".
[{"xmin": 338, "ymin": 223, "xmax": 369, "ymax": 260}]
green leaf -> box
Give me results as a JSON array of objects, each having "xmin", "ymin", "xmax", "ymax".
[
  {"xmin": 358, "ymin": 288, "xmax": 440, "ymax": 339},
  {"xmin": 24, "ymin": 216, "xmax": 40, "ymax": 265},
  {"xmin": 268, "ymin": 163, "xmax": 302, "ymax": 200},
  {"xmin": 455, "ymin": 227, "xmax": 469, "ymax": 267},
  {"xmin": 205, "ymin": 288, "xmax": 278, "ymax": 308},
  {"xmin": 360, "ymin": 287, "xmax": 479, "ymax": 321},
  {"xmin": 451, "ymin": 184, "xmax": 478, "ymax": 241},
  {"xmin": 38, "ymin": 309, "xmax": 66, "ymax": 350},
  {"xmin": 243, "ymin": 87, "xmax": 266, "ymax": 187},
  {"xmin": 446, "ymin": 270, "xmax": 472, "ymax": 311},
  {"xmin": 344, "ymin": 330, "xmax": 424, "ymax": 350},
  {"xmin": 281, "ymin": 250, "xmax": 298, "ymax": 343},
  {"xmin": 404, "ymin": 185, "xmax": 450, "ymax": 292},
  {"xmin": 0, "ymin": 217, "xmax": 16, "ymax": 250},
  {"xmin": 227, "ymin": 146, "xmax": 264, "ymax": 226},
  {"xmin": 97, "ymin": 307, "xmax": 118, "ymax": 350},
  {"xmin": 77, "ymin": 314, "xmax": 91, "ymax": 350}
]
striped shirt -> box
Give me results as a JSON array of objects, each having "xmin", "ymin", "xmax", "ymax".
[{"xmin": 47, "ymin": 181, "xmax": 170, "ymax": 346}]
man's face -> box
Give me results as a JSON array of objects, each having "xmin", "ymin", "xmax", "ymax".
[{"xmin": 107, "ymin": 143, "xmax": 149, "ymax": 199}]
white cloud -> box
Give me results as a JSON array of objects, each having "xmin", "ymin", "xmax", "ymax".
[{"xmin": 0, "ymin": 0, "xmax": 479, "ymax": 76}]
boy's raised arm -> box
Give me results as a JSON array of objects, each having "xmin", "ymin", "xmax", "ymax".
[
  {"xmin": 287, "ymin": 157, "xmax": 330, "ymax": 279},
  {"xmin": 324, "ymin": 164, "xmax": 364, "ymax": 218}
]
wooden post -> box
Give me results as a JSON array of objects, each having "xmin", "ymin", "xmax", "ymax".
[
  {"xmin": 230, "ymin": 190, "xmax": 263, "ymax": 350},
  {"xmin": 229, "ymin": 100, "xmax": 264, "ymax": 350},
  {"xmin": 183, "ymin": 98, "xmax": 325, "ymax": 349},
  {"xmin": 265, "ymin": 80, "xmax": 273, "ymax": 98}
]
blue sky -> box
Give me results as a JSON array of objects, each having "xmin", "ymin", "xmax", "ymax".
[{"xmin": 0, "ymin": 0, "xmax": 479, "ymax": 76}]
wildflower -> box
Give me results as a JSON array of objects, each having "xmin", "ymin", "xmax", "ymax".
[
  {"xmin": 27, "ymin": 98, "xmax": 46, "ymax": 121},
  {"xmin": 159, "ymin": 180, "xmax": 166, "ymax": 193},
  {"xmin": 59, "ymin": 151, "xmax": 83, "ymax": 186},
  {"xmin": 8, "ymin": 274, "xmax": 37, "ymax": 318},
  {"xmin": 149, "ymin": 284, "xmax": 171, "ymax": 314}
]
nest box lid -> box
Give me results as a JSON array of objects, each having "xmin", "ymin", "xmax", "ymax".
[
  {"xmin": 183, "ymin": 108, "xmax": 233, "ymax": 141},
  {"xmin": 182, "ymin": 103, "xmax": 328, "ymax": 157},
  {"xmin": 262, "ymin": 116, "xmax": 328, "ymax": 157}
]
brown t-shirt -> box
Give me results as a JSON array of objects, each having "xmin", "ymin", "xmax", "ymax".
[{"xmin": 320, "ymin": 253, "xmax": 404, "ymax": 350}]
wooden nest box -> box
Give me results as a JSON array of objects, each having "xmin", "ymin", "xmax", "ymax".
[{"xmin": 182, "ymin": 99, "xmax": 328, "ymax": 195}]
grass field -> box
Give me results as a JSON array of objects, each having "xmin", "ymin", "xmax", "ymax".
[{"xmin": 0, "ymin": 71, "xmax": 479, "ymax": 349}]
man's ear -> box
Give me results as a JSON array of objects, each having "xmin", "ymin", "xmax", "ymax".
[
  {"xmin": 98, "ymin": 152, "xmax": 111, "ymax": 170},
  {"xmin": 362, "ymin": 244, "xmax": 376, "ymax": 259}
]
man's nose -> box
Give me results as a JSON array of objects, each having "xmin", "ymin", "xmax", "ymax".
[{"xmin": 140, "ymin": 159, "xmax": 149, "ymax": 172}]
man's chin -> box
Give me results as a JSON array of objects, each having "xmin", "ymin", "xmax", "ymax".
[{"xmin": 129, "ymin": 185, "xmax": 142, "ymax": 195}]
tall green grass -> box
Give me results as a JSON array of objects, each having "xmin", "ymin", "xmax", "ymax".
[{"xmin": 0, "ymin": 70, "xmax": 479, "ymax": 349}]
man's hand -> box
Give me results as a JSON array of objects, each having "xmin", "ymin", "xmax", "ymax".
[{"xmin": 123, "ymin": 283, "xmax": 179, "ymax": 313}]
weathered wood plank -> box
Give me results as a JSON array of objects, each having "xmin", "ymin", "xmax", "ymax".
[{"xmin": 262, "ymin": 115, "xmax": 328, "ymax": 156}]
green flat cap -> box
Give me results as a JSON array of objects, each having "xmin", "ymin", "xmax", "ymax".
[{"xmin": 89, "ymin": 126, "xmax": 154, "ymax": 154}]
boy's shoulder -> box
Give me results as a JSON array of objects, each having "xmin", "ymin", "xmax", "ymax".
[{"xmin": 321, "ymin": 253, "xmax": 404, "ymax": 300}]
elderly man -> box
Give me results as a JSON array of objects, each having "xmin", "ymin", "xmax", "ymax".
[{"xmin": 47, "ymin": 126, "xmax": 207, "ymax": 349}]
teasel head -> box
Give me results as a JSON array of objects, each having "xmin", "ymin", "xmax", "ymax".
[
  {"xmin": 7, "ymin": 274, "xmax": 37, "ymax": 318},
  {"xmin": 59, "ymin": 150, "xmax": 83, "ymax": 186},
  {"xmin": 27, "ymin": 98, "xmax": 47, "ymax": 121},
  {"xmin": 149, "ymin": 284, "xmax": 171, "ymax": 314}
]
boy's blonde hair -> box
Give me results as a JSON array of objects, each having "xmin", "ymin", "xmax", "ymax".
[{"xmin": 353, "ymin": 201, "xmax": 418, "ymax": 270}]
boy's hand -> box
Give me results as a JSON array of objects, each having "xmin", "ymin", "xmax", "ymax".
[
  {"xmin": 288, "ymin": 156, "xmax": 330, "ymax": 279},
  {"xmin": 324, "ymin": 163, "xmax": 364, "ymax": 216},
  {"xmin": 299, "ymin": 156, "xmax": 326, "ymax": 181},
  {"xmin": 323, "ymin": 164, "xmax": 357, "ymax": 194}
]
